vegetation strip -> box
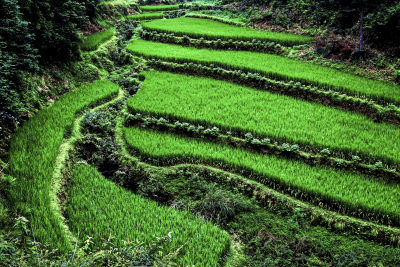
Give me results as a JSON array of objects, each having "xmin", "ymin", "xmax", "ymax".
[
  {"xmin": 124, "ymin": 126, "xmax": 400, "ymax": 227},
  {"xmin": 50, "ymin": 88, "xmax": 125, "ymax": 247},
  {"xmin": 126, "ymin": 40, "xmax": 400, "ymax": 105},
  {"xmin": 126, "ymin": 12, "xmax": 165, "ymax": 21},
  {"xmin": 185, "ymin": 14, "xmax": 245, "ymax": 26},
  {"xmin": 116, "ymin": 111, "xmax": 400, "ymax": 248},
  {"xmin": 128, "ymin": 71, "xmax": 400, "ymax": 168},
  {"xmin": 147, "ymin": 59, "xmax": 400, "ymax": 125},
  {"xmin": 171, "ymin": 164, "xmax": 400, "ymax": 248},
  {"xmin": 125, "ymin": 113, "xmax": 400, "ymax": 182},
  {"xmin": 80, "ymin": 27, "xmax": 116, "ymax": 51},
  {"xmin": 139, "ymin": 29, "xmax": 285, "ymax": 54},
  {"xmin": 66, "ymin": 164, "xmax": 230, "ymax": 266},
  {"xmin": 7, "ymin": 80, "xmax": 119, "ymax": 252},
  {"xmin": 140, "ymin": 4, "xmax": 180, "ymax": 12},
  {"xmin": 141, "ymin": 17, "xmax": 312, "ymax": 45}
]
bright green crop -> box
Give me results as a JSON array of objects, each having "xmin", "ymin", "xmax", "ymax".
[
  {"xmin": 124, "ymin": 126, "xmax": 400, "ymax": 225},
  {"xmin": 142, "ymin": 17, "xmax": 312, "ymax": 45},
  {"xmin": 80, "ymin": 27, "xmax": 115, "ymax": 51},
  {"xmin": 67, "ymin": 164, "xmax": 230, "ymax": 266},
  {"xmin": 140, "ymin": 4, "xmax": 179, "ymax": 11},
  {"xmin": 126, "ymin": 40, "xmax": 400, "ymax": 104},
  {"xmin": 7, "ymin": 80, "xmax": 119, "ymax": 252},
  {"xmin": 127, "ymin": 12, "xmax": 164, "ymax": 21},
  {"xmin": 127, "ymin": 71, "xmax": 400, "ymax": 165}
]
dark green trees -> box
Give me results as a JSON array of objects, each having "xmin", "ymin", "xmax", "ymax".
[{"xmin": 0, "ymin": 0, "xmax": 38, "ymax": 115}]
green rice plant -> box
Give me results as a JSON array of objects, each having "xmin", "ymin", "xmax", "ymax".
[
  {"xmin": 142, "ymin": 17, "xmax": 312, "ymax": 45},
  {"xmin": 185, "ymin": 13, "xmax": 245, "ymax": 26},
  {"xmin": 123, "ymin": 126, "xmax": 400, "ymax": 226},
  {"xmin": 127, "ymin": 71, "xmax": 400, "ymax": 165},
  {"xmin": 126, "ymin": 40, "xmax": 400, "ymax": 104},
  {"xmin": 66, "ymin": 164, "xmax": 230, "ymax": 265},
  {"xmin": 140, "ymin": 4, "xmax": 180, "ymax": 12},
  {"xmin": 100, "ymin": 0, "xmax": 136, "ymax": 6},
  {"xmin": 80, "ymin": 27, "xmax": 116, "ymax": 51},
  {"xmin": 126, "ymin": 12, "xmax": 165, "ymax": 21},
  {"xmin": 7, "ymin": 80, "xmax": 119, "ymax": 252}
]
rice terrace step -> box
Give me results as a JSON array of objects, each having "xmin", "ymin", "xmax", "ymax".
[{"xmin": 3, "ymin": 1, "xmax": 400, "ymax": 265}]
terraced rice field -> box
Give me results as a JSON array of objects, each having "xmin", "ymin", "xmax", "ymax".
[
  {"xmin": 67, "ymin": 164, "xmax": 230, "ymax": 266},
  {"xmin": 140, "ymin": 4, "xmax": 179, "ymax": 12},
  {"xmin": 142, "ymin": 17, "xmax": 312, "ymax": 45},
  {"xmin": 127, "ymin": 71, "xmax": 400, "ymax": 164},
  {"xmin": 123, "ymin": 16, "xmax": 400, "ymax": 255},
  {"xmin": 80, "ymin": 27, "xmax": 116, "ymax": 51},
  {"xmin": 126, "ymin": 12, "xmax": 164, "ymax": 21},
  {"xmin": 7, "ymin": 80, "xmax": 119, "ymax": 251},
  {"xmin": 124, "ymin": 126, "xmax": 400, "ymax": 224},
  {"xmin": 7, "ymin": 13, "xmax": 400, "ymax": 265},
  {"xmin": 127, "ymin": 40, "xmax": 400, "ymax": 104}
]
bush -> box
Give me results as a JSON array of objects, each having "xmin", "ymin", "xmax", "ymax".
[
  {"xmin": 82, "ymin": 111, "xmax": 114, "ymax": 136},
  {"xmin": 75, "ymin": 135, "xmax": 120, "ymax": 176},
  {"xmin": 191, "ymin": 184, "xmax": 255, "ymax": 225},
  {"xmin": 74, "ymin": 62, "xmax": 102, "ymax": 82}
]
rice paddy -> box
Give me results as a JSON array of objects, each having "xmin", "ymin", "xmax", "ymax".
[
  {"xmin": 127, "ymin": 40, "xmax": 400, "ymax": 104},
  {"xmin": 142, "ymin": 17, "xmax": 312, "ymax": 45},
  {"xmin": 7, "ymin": 80, "xmax": 119, "ymax": 252},
  {"xmin": 140, "ymin": 4, "xmax": 180, "ymax": 12},
  {"xmin": 67, "ymin": 164, "xmax": 230, "ymax": 266},
  {"xmin": 128, "ymin": 71, "xmax": 400, "ymax": 165},
  {"xmin": 126, "ymin": 12, "xmax": 165, "ymax": 21},
  {"xmin": 6, "ymin": 5, "xmax": 400, "ymax": 264},
  {"xmin": 123, "ymin": 126, "xmax": 400, "ymax": 225},
  {"xmin": 80, "ymin": 27, "xmax": 116, "ymax": 51}
]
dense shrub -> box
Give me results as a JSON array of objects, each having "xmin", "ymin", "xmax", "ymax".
[{"xmin": 190, "ymin": 185, "xmax": 255, "ymax": 225}]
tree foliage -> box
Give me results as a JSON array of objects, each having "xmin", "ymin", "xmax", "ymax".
[
  {"xmin": 17, "ymin": 0, "xmax": 99, "ymax": 62},
  {"xmin": 0, "ymin": 0, "xmax": 38, "ymax": 116}
]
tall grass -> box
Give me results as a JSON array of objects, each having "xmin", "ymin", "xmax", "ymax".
[
  {"xmin": 124, "ymin": 126, "xmax": 400, "ymax": 226},
  {"xmin": 140, "ymin": 4, "xmax": 180, "ymax": 12},
  {"xmin": 126, "ymin": 40, "xmax": 400, "ymax": 104},
  {"xmin": 126, "ymin": 12, "xmax": 164, "ymax": 21},
  {"xmin": 7, "ymin": 80, "xmax": 119, "ymax": 252},
  {"xmin": 80, "ymin": 27, "xmax": 116, "ymax": 51},
  {"xmin": 66, "ymin": 164, "xmax": 230, "ymax": 266},
  {"xmin": 127, "ymin": 71, "xmax": 400, "ymax": 165},
  {"xmin": 142, "ymin": 17, "xmax": 312, "ymax": 45}
]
